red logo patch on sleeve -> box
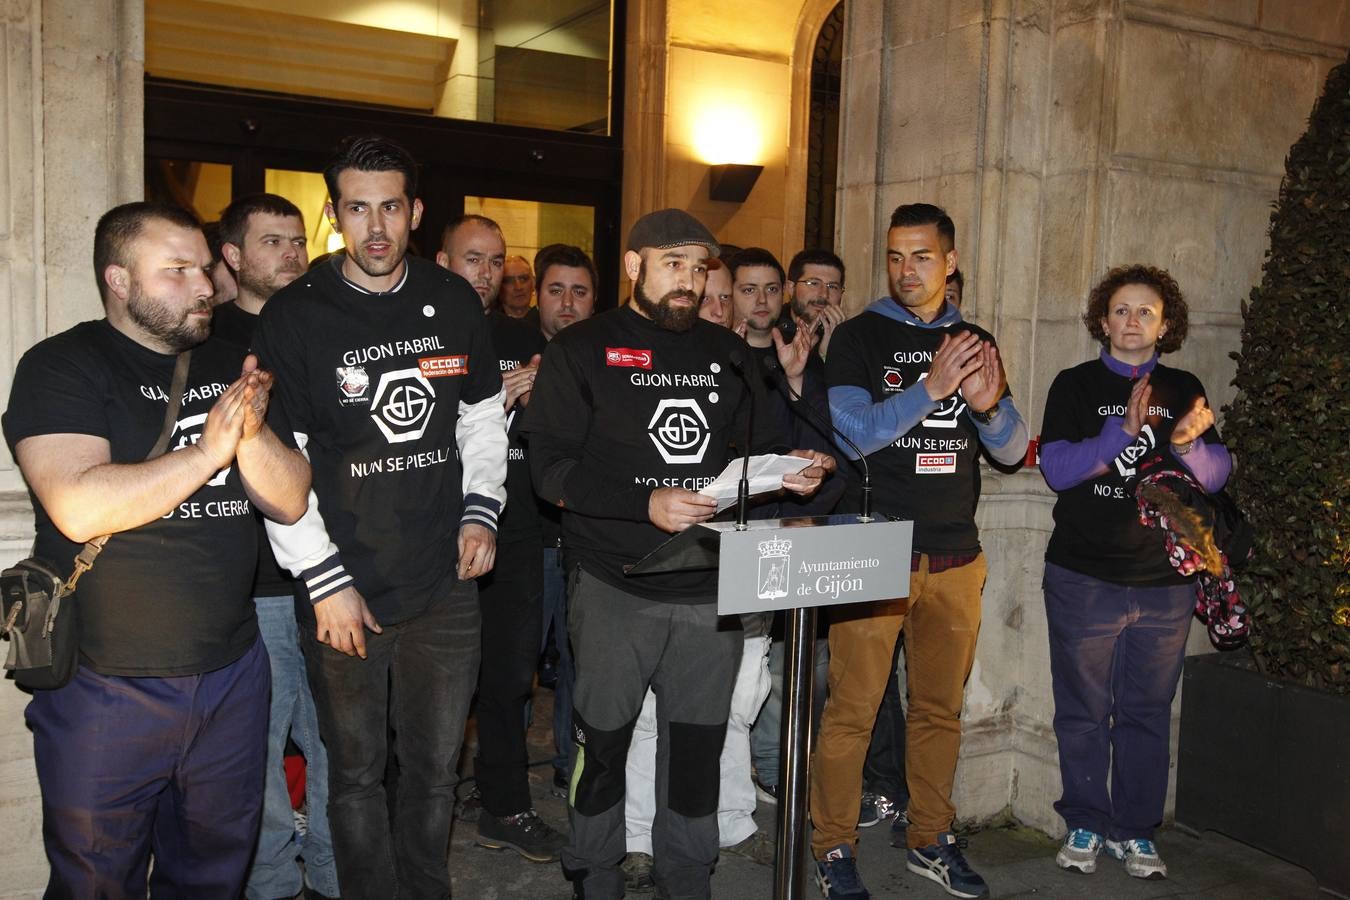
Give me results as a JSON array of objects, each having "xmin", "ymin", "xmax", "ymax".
[
  {"xmin": 605, "ymin": 347, "xmax": 653, "ymax": 369},
  {"xmin": 418, "ymin": 355, "xmax": 469, "ymax": 377}
]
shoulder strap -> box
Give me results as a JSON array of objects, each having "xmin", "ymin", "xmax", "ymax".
[
  {"xmin": 148, "ymin": 350, "xmax": 193, "ymax": 459},
  {"xmin": 63, "ymin": 350, "xmax": 193, "ymax": 594}
]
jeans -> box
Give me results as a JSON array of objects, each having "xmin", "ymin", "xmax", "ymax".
[
  {"xmin": 475, "ymin": 537, "xmax": 545, "ymax": 817},
  {"xmin": 248, "ymin": 595, "xmax": 339, "ymax": 900},
  {"xmin": 750, "ymin": 630, "xmax": 829, "ymax": 789},
  {"xmin": 1043, "ymin": 562, "xmax": 1195, "ymax": 841},
  {"xmin": 563, "ymin": 567, "xmax": 741, "ymax": 900},
  {"xmin": 301, "ymin": 580, "xmax": 480, "ymax": 900},
  {"xmin": 28, "ymin": 638, "xmax": 269, "ymax": 899},
  {"xmin": 810, "ymin": 554, "xmax": 987, "ymax": 854},
  {"xmin": 541, "ymin": 545, "xmax": 576, "ymax": 775}
]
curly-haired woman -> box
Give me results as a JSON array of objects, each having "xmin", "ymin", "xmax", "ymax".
[{"xmin": 1038, "ymin": 265, "xmax": 1232, "ymax": 880}]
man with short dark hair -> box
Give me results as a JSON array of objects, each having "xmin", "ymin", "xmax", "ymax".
[
  {"xmin": 213, "ymin": 192, "xmax": 341, "ymax": 900},
  {"xmin": 945, "ymin": 267, "xmax": 965, "ymax": 309},
  {"xmin": 253, "ymin": 135, "xmax": 508, "ymax": 899},
  {"xmin": 811, "ymin": 203, "xmax": 1027, "ymax": 900},
  {"xmin": 501, "ymin": 254, "xmax": 536, "ymax": 319},
  {"xmin": 530, "ymin": 242, "xmax": 598, "ymax": 798},
  {"xmin": 535, "ymin": 243, "xmax": 598, "ymax": 340},
  {"xmin": 204, "ymin": 220, "xmax": 239, "ymax": 306},
  {"xmin": 786, "ymin": 248, "xmax": 848, "ymax": 360},
  {"xmin": 437, "ymin": 214, "xmax": 506, "ymax": 312},
  {"xmin": 525, "ymin": 209, "xmax": 833, "ymax": 899},
  {"xmin": 3, "ymin": 201, "xmax": 310, "ymax": 897},
  {"xmin": 437, "ymin": 215, "xmax": 567, "ymax": 863}
]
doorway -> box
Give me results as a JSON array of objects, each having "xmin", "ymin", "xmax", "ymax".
[{"xmin": 145, "ymin": 66, "xmax": 624, "ymax": 306}]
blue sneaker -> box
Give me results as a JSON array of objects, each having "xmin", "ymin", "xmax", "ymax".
[
  {"xmin": 905, "ymin": 832, "xmax": 989, "ymax": 898},
  {"xmin": 1104, "ymin": 837, "xmax": 1168, "ymax": 880},
  {"xmin": 815, "ymin": 844, "xmax": 870, "ymax": 899},
  {"xmin": 1055, "ymin": 828, "xmax": 1103, "ymax": 873}
]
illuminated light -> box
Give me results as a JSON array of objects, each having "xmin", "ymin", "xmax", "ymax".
[
  {"xmin": 327, "ymin": 231, "xmax": 346, "ymax": 253},
  {"xmin": 693, "ymin": 103, "xmax": 765, "ymax": 166}
]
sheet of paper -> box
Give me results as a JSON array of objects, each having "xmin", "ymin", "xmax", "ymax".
[{"xmin": 699, "ymin": 454, "xmax": 812, "ymax": 512}]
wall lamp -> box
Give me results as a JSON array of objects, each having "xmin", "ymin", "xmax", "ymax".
[{"xmin": 709, "ymin": 164, "xmax": 764, "ymax": 203}]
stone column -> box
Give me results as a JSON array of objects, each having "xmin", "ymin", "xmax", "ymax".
[
  {"xmin": 837, "ymin": 0, "xmax": 1348, "ymax": 836},
  {"xmin": 0, "ymin": 0, "xmax": 143, "ymax": 890}
]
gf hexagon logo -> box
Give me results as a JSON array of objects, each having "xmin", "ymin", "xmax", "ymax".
[
  {"xmin": 370, "ymin": 368, "xmax": 437, "ymax": 444},
  {"xmin": 647, "ymin": 398, "xmax": 710, "ymax": 464}
]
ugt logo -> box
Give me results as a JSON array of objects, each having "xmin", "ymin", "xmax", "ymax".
[
  {"xmin": 647, "ymin": 398, "xmax": 710, "ymax": 464},
  {"xmin": 370, "ymin": 368, "xmax": 437, "ymax": 444}
]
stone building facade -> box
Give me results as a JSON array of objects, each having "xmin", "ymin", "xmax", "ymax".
[{"xmin": 0, "ymin": 0, "xmax": 1346, "ymax": 892}]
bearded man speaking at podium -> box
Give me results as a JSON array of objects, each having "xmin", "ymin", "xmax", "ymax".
[{"xmin": 524, "ymin": 208, "xmax": 833, "ymax": 900}]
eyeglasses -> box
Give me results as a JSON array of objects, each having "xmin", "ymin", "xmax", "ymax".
[{"xmin": 793, "ymin": 278, "xmax": 844, "ymax": 294}]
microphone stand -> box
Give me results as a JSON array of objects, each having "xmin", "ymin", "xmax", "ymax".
[
  {"xmin": 729, "ymin": 350, "xmax": 755, "ymax": 530},
  {"xmin": 758, "ymin": 354, "xmax": 877, "ymax": 899}
]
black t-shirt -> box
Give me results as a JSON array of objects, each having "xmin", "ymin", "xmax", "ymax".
[
  {"xmin": 746, "ymin": 344, "xmax": 843, "ymax": 517},
  {"xmin": 252, "ymin": 255, "xmax": 502, "ymax": 623},
  {"xmin": 1041, "ymin": 358, "xmax": 1220, "ymax": 584},
  {"xmin": 825, "ymin": 310, "xmax": 1001, "ymax": 553},
  {"xmin": 3, "ymin": 322, "xmax": 259, "ymax": 676},
  {"xmin": 211, "ymin": 300, "xmax": 297, "ymax": 600},
  {"xmin": 523, "ymin": 305, "xmax": 785, "ymax": 603},
  {"xmin": 491, "ymin": 311, "xmax": 547, "ymax": 543}
]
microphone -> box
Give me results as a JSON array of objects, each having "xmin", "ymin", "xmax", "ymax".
[
  {"xmin": 727, "ymin": 348, "xmax": 756, "ymax": 530},
  {"xmin": 760, "ymin": 356, "xmax": 873, "ymax": 523}
]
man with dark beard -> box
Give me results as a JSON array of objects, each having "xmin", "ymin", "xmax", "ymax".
[
  {"xmin": 3, "ymin": 201, "xmax": 310, "ymax": 897},
  {"xmin": 524, "ymin": 209, "xmax": 833, "ymax": 900},
  {"xmin": 785, "ymin": 248, "xmax": 847, "ymax": 361},
  {"xmin": 211, "ymin": 193, "xmax": 342, "ymax": 900}
]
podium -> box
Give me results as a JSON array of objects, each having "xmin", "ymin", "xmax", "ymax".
[{"xmin": 628, "ymin": 513, "xmax": 912, "ymax": 900}]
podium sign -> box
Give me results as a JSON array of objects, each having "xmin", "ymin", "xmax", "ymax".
[{"xmin": 709, "ymin": 516, "xmax": 912, "ymax": 616}]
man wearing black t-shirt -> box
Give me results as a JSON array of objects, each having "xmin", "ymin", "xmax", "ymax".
[
  {"xmin": 811, "ymin": 204, "xmax": 1028, "ymax": 900},
  {"xmin": 532, "ymin": 243, "xmax": 598, "ymax": 796},
  {"xmin": 214, "ymin": 192, "xmax": 341, "ymax": 900},
  {"xmin": 3, "ymin": 201, "xmax": 310, "ymax": 898},
  {"xmin": 253, "ymin": 136, "xmax": 508, "ymax": 900},
  {"xmin": 525, "ymin": 209, "xmax": 832, "ymax": 900},
  {"xmin": 438, "ymin": 214, "xmax": 566, "ymax": 861}
]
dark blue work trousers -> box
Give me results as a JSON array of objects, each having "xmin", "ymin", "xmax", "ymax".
[
  {"xmin": 27, "ymin": 637, "xmax": 269, "ymax": 899},
  {"xmin": 1043, "ymin": 562, "xmax": 1194, "ymax": 841}
]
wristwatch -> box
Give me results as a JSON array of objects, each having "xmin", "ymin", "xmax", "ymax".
[{"xmin": 968, "ymin": 405, "xmax": 996, "ymax": 425}]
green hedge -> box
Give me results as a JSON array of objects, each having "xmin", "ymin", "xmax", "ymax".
[{"xmin": 1224, "ymin": 54, "xmax": 1350, "ymax": 694}]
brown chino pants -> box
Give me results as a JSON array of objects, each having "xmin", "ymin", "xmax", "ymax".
[{"xmin": 809, "ymin": 553, "xmax": 987, "ymax": 856}]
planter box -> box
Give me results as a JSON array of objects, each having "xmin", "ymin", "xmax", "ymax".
[{"xmin": 1176, "ymin": 652, "xmax": 1350, "ymax": 897}]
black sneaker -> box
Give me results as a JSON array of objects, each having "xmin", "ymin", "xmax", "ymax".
[
  {"xmin": 551, "ymin": 765, "xmax": 570, "ymax": 799},
  {"xmin": 888, "ymin": 808, "xmax": 910, "ymax": 847},
  {"xmin": 476, "ymin": 809, "xmax": 567, "ymax": 862},
  {"xmin": 455, "ymin": 784, "xmax": 483, "ymax": 823},
  {"xmin": 857, "ymin": 791, "xmax": 897, "ymax": 828},
  {"xmin": 621, "ymin": 851, "xmax": 656, "ymax": 893},
  {"xmin": 905, "ymin": 832, "xmax": 989, "ymax": 898},
  {"xmin": 815, "ymin": 843, "xmax": 870, "ymax": 899}
]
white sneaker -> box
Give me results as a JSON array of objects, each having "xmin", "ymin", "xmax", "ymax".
[
  {"xmin": 1104, "ymin": 837, "xmax": 1168, "ymax": 880},
  {"xmin": 1055, "ymin": 828, "xmax": 1102, "ymax": 874}
]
